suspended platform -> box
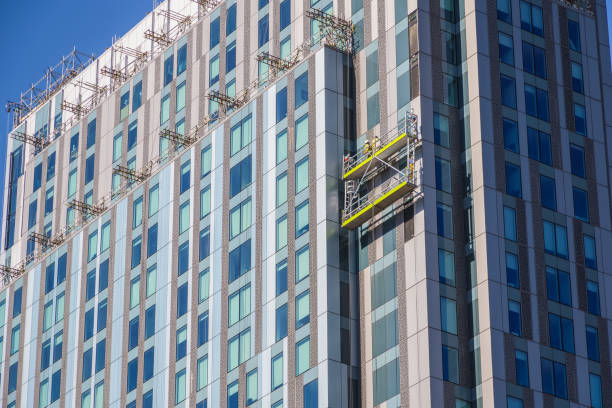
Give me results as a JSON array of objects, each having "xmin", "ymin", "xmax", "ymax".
[{"xmin": 341, "ymin": 112, "xmax": 420, "ymax": 230}]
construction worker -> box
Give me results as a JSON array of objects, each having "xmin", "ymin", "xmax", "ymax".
[
  {"xmin": 372, "ymin": 136, "xmax": 380, "ymax": 152},
  {"xmin": 363, "ymin": 139, "xmax": 371, "ymax": 156}
]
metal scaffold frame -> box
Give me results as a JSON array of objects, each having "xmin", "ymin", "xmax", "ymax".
[
  {"xmin": 341, "ymin": 112, "xmax": 421, "ymax": 229},
  {"xmin": 10, "ymin": 129, "xmax": 50, "ymax": 150},
  {"xmin": 5, "ymin": 48, "xmax": 95, "ymax": 129},
  {"xmin": 0, "ymin": 264, "xmax": 25, "ymax": 285},
  {"xmin": 0, "ymin": 6, "xmax": 356, "ymax": 290}
]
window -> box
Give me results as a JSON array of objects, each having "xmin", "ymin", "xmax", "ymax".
[
  {"xmin": 143, "ymin": 347, "xmax": 154, "ymax": 381},
  {"xmin": 438, "ymin": 249, "xmax": 455, "ymax": 286},
  {"xmin": 197, "ymin": 355, "xmax": 208, "ymax": 389},
  {"xmin": 230, "ymin": 115, "xmax": 252, "ymax": 156},
  {"xmin": 505, "ymin": 162, "xmax": 522, "ymax": 198},
  {"xmin": 296, "ymin": 245, "xmax": 309, "ymax": 282},
  {"xmin": 497, "ymin": 0, "xmax": 511, "ymax": 22},
  {"xmin": 296, "ymin": 336, "xmax": 310, "ymax": 375},
  {"xmin": 44, "ymin": 263, "xmax": 54, "ymax": 293},
  {"xmin": 504, "ymin": 206, "xmax": 516, "ymax": 241},
  {"xmin": 199, "ymin": 268, "xmax": 210, "ymax": 302},
  {"xmin": 175, "ymin": 369, "xmax": 186, "ymax": 404},
  {"xmin": 67, "ymin": 169, "xmax": 77, "ymax": 198},
  {"xmin": 295, "ymin": 200, "xmax": 309, "ymax": 237},
  {"xmin": 145, "ymin": 186, "xmax": 158, "ymax": 219},
  {"xmin": 296, "ymin": 157, "xmax": 309, "ymax": 192},
  {"xmin": 276, "ymin": 172, "xmax": 287, "ymax": 206},
  {"xmin": 548, "ymin": 313, "xmax": 574, "ymax": 352},
  {"xmin": 276, "ymin": 259, "xmax": 288, "ymax": 296},
  {"xmin": 82, "ymin": 348, "xmax": 93, "ymax": 382},
  {"xmin": 228, "ymin": 328, "xmax": 251, "ymax": 370},
  {"xmin": 230, "ymin": 198, "xmax": 252, "ymax": 239},
  {"xmin": 275, "ymin": 303, "xmax": 287, "ymax": 342},
  {"xmin": 543, "ymin": 221, "xmax": 568, "ymax": 258},
  {"xmin": 199, "ymin": 226, "xmax": 210, "ymax": 261},
  {"xmin": 87, "ymin": 118, "xmax": 96, "ymax": 147},
  {"xmin": 8, "ymin": 362, "xmax": 18, "ymax": 393},
  {"xmin": 180, "ymin": 161, "xmax": 191, "ymax": 194},
  {"xmin": 435, "ymin": 157, "xmax": 451, "ymax": 192},
  {"xmin": 522, "ymin": 42, "xmax": 546, "ymax": 78},
  {"xmin": 120, "ymin": 90, "xmax": 130, "ymax": 120},
  {"xmin": 209, "ymin": 54, "xmax": 220, "ymax": 86},
  {"xmin": 442, "ymin": 345, "xmax": 459, "ymax": 383},
  {"xmin": 515, "ymin": 350, "xmax": 529, "ymax": 386},
  {"xmin": 276, "ymin": 87, "xmax": 287, "ymax": 123},
  {"xmin": 209, "ymin": 16, "xmax": 220, "ymax": 48},
  {"xmin": 280, "ymin": 36, "xmax": 291, "ymax": 59},
  {"xmin": 87, "ymin": 231, "xmax": 98, "ymax": 263},
  {"xmin": 143, "ymin": 390, "xmax": 153, "ymax": 408},
  {"xmin": 541, "ymin": 358, "xmax": 567, "ymax": 399},
  {"xmin": 163, "ymin": 53, "xmax": 174, "ymax": 86},
  {"xmin": 53, "ymin": 331, "xmax": 62, "ymax": 362},
  {"xmin": 246, "ymin": 369, "xmax": 258, "ymax": 405},
  {"xmin": 28, "ymin": 200, "xmax": 37, "ymax": 229},
  {"xmin": 571, "ymin": 62, "xmax": 583, "ymax": 93},
  {"xmin": 200, "ymin": 146, "xmax": 212, "ymax": 180},
  {"xmin": 527, "ymin": 127, "xmax": 552, "ymax": 165},
  {"xmin": 176, "ymin": 325, "xmax": 187, "ymax": 360},
  {"xmin": 372, "ymin": 310, "xmax": 398, "ymax": 357},
  {"xmin": 45, "ymin": 187, "xmax": 54, "ymax": 215},
  {"xmin": 296, "ymin": 290, "xmax": 310, "ymax": 328},
  {"xmin": 13, "ymin": 287, "xmax": 22, "ymax": 317},
  {"xmin": 57, "ymin": 254, "xmax": 67, "ymax": 285},
  {"xmin": 524, "ymin": 84, "xmax": 549, "ymax": 121},
  {"xmin": 229, "ymin": 239, "xmax": 251, "ymax": 282},
  {"xmin": 540, "ymin": 175, "xmax": 556, "ymax": 210},
  {"xmin": 95, "ymin": 339, "xmax": 105, "ymax": 372},
  {"xmin": 498, "ymin": 32, "xmax": 514, "ymax": 65},
  {"xmin": 586, "ymin": 325, "xmax": 599, "ymax": 361},
  {"xmin": 198, "ymin": 312, "xmax": 209, "ymax": 346},
  {"xmin": 573, "ymin": 187, "xmax": 589, "ymax": 222},
  {"xmin": 590, "ymin": 373, "xmax": 602, "ymax": 408},
  {"xmin": 434, "ymin": 113, "xmax": 450, "ymax": 147},
  {"xmin": 129, "ymin": 317, "xmax": 139, "ymax": 350},
  {"xmin": 275, "ymin": 130, "xmax": 287, "ymax": 164},
  {"xmin": 177, "ymin": 283, "xmax": 188, "ymax": 317},
  {"xmin": 145, "ymin": 305, "xmax": 155, "ymax": 338},
  {"xmin": 43, "ymin": 301, "xmax": 53, "ymax": 331},
  {"xmin": 520, "ymin": 1, "xmax": 543, "ymax": 36},
  {"xmin": 437, "ymin": 202, "xmax": 453, "ymax": 239},
  {"xmin": 178, "ymin": 243, "xmax": 189, "ymax": 275},
  {"xmin": 258, "ymin": 15, "xmax": 269, "ymax": 47},
  {"xmin": 503, "ymin": 118, "xmax": 519, "ymax": 152},
  {"xmin": 508, "ymin": 300, "xmax": 521, "ymax": 336},
  {"xmin": 506, "ymin": 252, "xmax": 519, "ymax": 288},
  {"xmin": 227, "ymin": 3, "xmax": 237, "ymax": 34},
  {"xmin": 33, "ymin": 163, "xmax": 42, "ymax": 192},
  {"xmin": 440, "ymin": 297, "xmax": 457, "ymax": 334},
  {"xmin": 132, "ymin": 81, "xmax": 143, "ymax": 112},
  {"xmin": 146, "ymin": 264, "xmax": 157, "ymax": 297},
  {"xmin": 295, "ymin": 114, "xmax": 308, "ymax": 151},
  {"xmin": 500, "ymin": 75, "xmax": 516, "ymax": 108},
  {"xmin": 304, "ymin": 379, "xmax": 318, "ymax": 408},
  {"xmin": 56, "ymin": 293, "xmax": 65, "ymax": 323},
  {"xmin": 130, "ymin": 276, "xmax": 140, "ymax": 309},
  {"xmin": 179, "ymin": 201, "xmax": 190, "ymax": 233},
  {"xmin": 40, "ymin": 379, "xmax": 49, "ymax": 407},
  {"xmin": 276, "ymin": 215, "xmax": 287, "ymax": 250},
  {"xmin": 569, "ymin": 144, "xmax": 585, "ymax": 178},
  {"xmin": 99, "ymin": 222, "xmax": 111, "ymax": 254},
  {"xmin": 131, "ymin": 236, "xmax": 142, "ymax": 269},
  {"xmin": 367, "ymin": 92, "xmax": 381, "ymax": 129},
  {"xmin": 568, "ymin": 19, "xmax": 581, "ymax": 52},
  {"xmin": 228, "ymin": 380, "xmax": 238, "ymax": 408},
  {"xmin": 228, "ymin": 284, "xmax": 251, "ymax": 326},
  {"xmin": 574, "ymin": 103, "xmax": 586, "ymax": 135},
  {"xmin": 546, "ymin": 266, "xmax": 571, "ymax": 305},
  {"xmin": 145, "ymin": 223, "xmax": 158, "ymax": 258},
  {"xmin": 587, "ymin": 280, "xmax": 600, "ymax": 315},
  {"xmin": 226, "ymin": 41, "xmax": 236, "ymax": 72},
  {"xmin": 176, "ymin": 44, "xmax": 187, "ymax": 76},
  {"xmin": 97, "ymin": 299, "xmax": 107, "ymax": 331},
  {"xmin": 229, "ymin": 155, "xmax": 252, "ymax": 197},
  {"xmin": 373, "ymin": 358, "xmax": 400, "ymax": 404},
  {"xmin": 133, "ymin": 196, "xmax": 143, "ymax": 228},
  {"xmin": 272, "ymin": 353, "xmax": 283, "ymax": 390},
  {"xmin": 295, "ymin": 72, "xmax": 308, "ymax": 108},
  {"xmin": 584, "ymin": 234, "xmax": 596, "ymax": 269}
]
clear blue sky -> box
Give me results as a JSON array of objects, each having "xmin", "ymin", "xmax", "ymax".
[
  {"xmin": 0, "ymin": 1, "xmax": 611, "ymax": 248},
  {"xmin": 0, "ymin": 1, "xmax": 153, "ymax": 248}
]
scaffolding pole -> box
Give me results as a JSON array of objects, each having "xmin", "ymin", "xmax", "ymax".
[
  {"xmin": 144, "ymin": 29, "xmax": 172, "ymax": 47},
  {"xmin": 60, "ymin": 100, "xmax": 86, "ymax": 118},
  {"xmin": 305, "ymin": 8, "xmax": 353, "ymax": 53},
  {"xmin": 160, "ymin": 128, "xmax": 195, "ymax": 148},
  {"xmin": 100, "ymin": 66, "xmax": 129, "ymax": 82},
  {"xmin": 113, "ymin": 163, "xmax": 152, "ymax": 184},
  {"xmin": 0, "ymin": 263, "xmax": 25, "ymax": 284},
  {"xmin": 191, "ymin": 0, "xmax": 222, "ymax": 14},
  {"xmin": 207, "ymin": 90, "xmax": 249, "ymax": 113},
  {"xmin": 10, "ymin": 130, "xmax": 50, "ymax": 150},
  {"xmin": 67, "ymin": 199, "xmax": 106, "ymax": 218}
]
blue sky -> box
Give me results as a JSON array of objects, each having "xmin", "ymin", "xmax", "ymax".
[
  {"xmin": 0, "ymin": 1, "xmax": 611, "ymax": 248},
  {"xmin": 0, "ymin": 1, "xmax": 152, "ymax": 248}
]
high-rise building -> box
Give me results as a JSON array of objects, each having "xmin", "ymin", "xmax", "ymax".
[{"xmin": 1, "ymin": 0, "xmax": 611, "ymax": 407}]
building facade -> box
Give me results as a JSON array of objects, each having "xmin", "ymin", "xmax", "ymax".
[{"xmin": 1, "ymin": 0, "xmax": 612, "ymax": 408}]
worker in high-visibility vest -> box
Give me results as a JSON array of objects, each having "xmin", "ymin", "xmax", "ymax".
[
  {"xmin": 372, "ymin": 136, "xmax": 380, "ymax": 152},
  {"xmin": 363, "ymin": 140, "xmax": 371, "ymax": 156}
]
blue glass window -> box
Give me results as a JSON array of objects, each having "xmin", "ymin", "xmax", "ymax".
[
  {"xmin": 28, "ymin": 200, "xmax": 37, "ymax": 229},
  {"xmin": 497, "ymin": 0, "xmax": 511, "ymax": 22},
  {"xmin": 164, "ymin": 54, "xmax": 174, "ymax": 86},
  {"xmin": 229, "ymin": 239, "xmax": 251, "ymax": 282},
  {"xmin": 199, "ymin": 227, "xmax": 210, "ymax": 261},
  {"xmin": 33, "ymin": 163, "xmax": 42, "ymax": 192},
  {"xmin": 276, "ymin": 87, "xmax": 287, "ymax": 123},
  {"xmin": 304, "ymin": 379, "xmax": 318, "ymax": 408},
  {"xmin": 45, "ymin": 187, "xmax": 54, "ymax": 215},
  {"xmin": 295, "ymin": 72, "xmax": 308, "ymax": 108},
  {"xmin": 82, "ymin": 348, "xmax": 93, "ymax": 381},
  {"xmin": 503, "ymin": 118, "xmax": 518, "ymax": 153},
  {"xmin": 508, "ymin": 300, "xmax": 521, "ymax": 336},
  {"xmin": 51, "ymin": 369, "xmax": 61, "ymax": 402},
  {"xmin": 178, "ymin": 241, "xmax": 189, "ymax": 275},
  {"xmin": 505, "ymin": 162, "xmax": 522, "ymax": 197},
  {"xmin": 131, "ymin": 235, "xmax": 142, "ymax": 269},
  {"xmin": 498, "ymin": 32, "xmax": 514, "ymax": 65},
  {"xmin": 276, "ymin": 259, "xmax": 287, "ymax": 296},
  {"xmin": 568, "ymin": 19, "xmax": 581, "ymax": 52},
  {"xmin": 573, "ymin": 187, "xmax": 589, "ymax": 222},
  {"xmin": 41, "ymin": 339, "xmax": 51, "ymax": 371},
  {"xmin": 47, "ymin": 152, "xmax": 56, "ymax": 179},
  {"xmin": 522, "ymin": 41, "xmax": 546, "ymax": 78},
  {"xmin": 275, "ymin": 303, "xmax": 287, "ymax": 342},
  {"xmin": 180, "ymin": 161, "xmax": 191, "ymax": 194},
  {"xmin": 87, "ymin": 119, "xmax": 96, "ymax": 148},
  {"xmin": 210, "ymin": 17, "xmax": 220, "ymax": 49},
  {"xmin": 569, "ymin": 144, "xmax": 585, "ymax": 178},
  {"xmin": 97, "ymin": 299, "xmax": 107, "ymax": 332},
  {"xmin": 258, "ymin": 15, "xmax": 269, "ymax": 47},
  {"xmin": 177, "ymin": 44, "xmax": 187, "ymax": 76},
  {"xmin": 540, "ymin": 175, "xmax": 556, "ymax": 210},
  {"xmin": 145, "ymin": 305, "xmax": 156, "ymax": 338},
  {"xmin": 86, "ymin": 269, "xmax": 96, "ymax": 301},
  {"xmin": 53, "ymin": 331, "xmax": 62, "ymax": 362},
  {"xmin": 584, "ymin": 234, "xmax": 597, "ymax": 269},
  {"xmin": 84, "ymin": 308, "xmax": 94, "ymax": 340},
  {"xmin": 198, "ymin": 312, "xmax": 209, "ymax": 346},
  {"xmin": 500, "ymin": 75, "xmax": 516, "ymax": 108},
  {"xmin": 520, "ymin": 1, "xmax": 543, "ymax": 36},
  {"xmin": 132, "ymin": 81, "xmax": 142, "ymax": 112},
  {"xmin": 545, "ymin": 267, "xmax": 571, "ymax": 306},
  {"xmin": 229, "ymin": 155, "xmax": 252, "ymax": 197},
  {"xmin": 586, "ymin": 325, "xmax": 599, "ymax": 361},
  {"xmin": 45, "ymin": 263, "xmax": 54, "ymax": 293},
  {"xmin": 13, "ymin": 287, "xmax": 22, "ymax": 317},
  {"xmin": 587, "ymin": 280, "xmax": 600, "ymax": 315},
  {"xmin": 541, "ymin": 358, "xmax": 567, "ymax": 399},
  {"xmin": 177, "ymin": 283, "xmax": 188, "ymax": 317},
  {"xmin": 280, "ymin": 0, "xmax": 291, "ymax": 30},
  {"xmin": 506, "ymin": 252, "xmax": 519, "ymax": 288},
  {"xmin": 85, "ymin": 154, "xmax": 95, "ymax": 183},
  {"xmin": 147, "ymin": 224, "xmax": 158, "ymax": 257},
  {"xmin": 176, "ymin": 326, "xmax": 187, "ymax": 360},
  {"xmin": 127, "ymin": 120, "xmax": 138, "ymax": 151},
  {"xmin": 129, "ymin": 316, "xmax": 139, "ymax": 350},
  {"xmin": 575, "ymin": 103, "xmax": 586, "ymax": 135},
  {"xmin": 127, "ymin": 357, "xmax": 138, "ymax": 392},
  {"xmin": 226, "ymin": 41, "xmax": 236, "ymax": 72},
  {"xmin": 95, "ymin": 339, "xmax": 106, "ymax": 372},
  {"xmin": 527, "ymin": 128, "xmax": 552, "ymax": 165},
  {"xmin": 144, "ymin": 347, "xmax": 154, "ymax": 381},
  {"xmin": 226, "ymin": 4, "xmax": 237, "ymax": 35}
]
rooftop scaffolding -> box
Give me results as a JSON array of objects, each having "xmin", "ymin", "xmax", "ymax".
[
  {"xmin": 9, "ymin": 129, "xmax": 50, "ymax": 150},
  {"xmin": 100, "ymin": 66, "xmax": 129, "ymax": 82},
  {"xmin": 5, "ymin": 48, "xmax": 94, "ymax": 129},
  {"xmin": 144, "ymin": 29, "xmax": 172, "ymax": 47}
]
